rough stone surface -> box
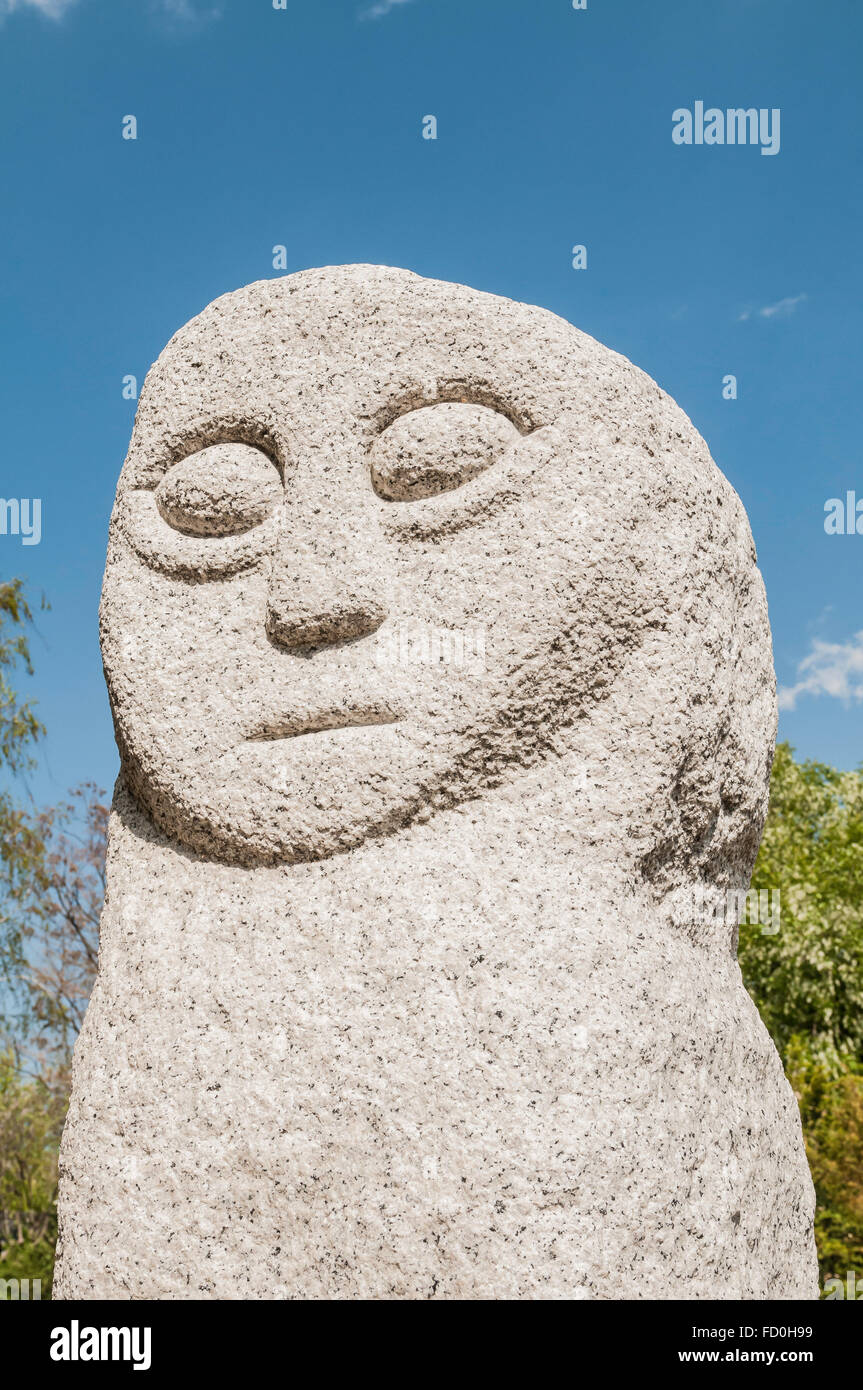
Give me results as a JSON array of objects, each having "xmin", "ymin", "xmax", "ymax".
[{"xmin": 54, "ymin": 265, "xmax": 818, "ymax": 1300}]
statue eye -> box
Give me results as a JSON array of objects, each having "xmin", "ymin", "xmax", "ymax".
[
  {"xmin": 155, "ymin": 444, "xmax": 281, "ymax": 537},
  {"xmin": 370, "ymin": 402, "xmax": 520, "ymax": 501}
]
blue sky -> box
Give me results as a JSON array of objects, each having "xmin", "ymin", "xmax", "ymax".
[{"xmin": 1, "ymin": 0, "xmax": 861, "ymax": 810}]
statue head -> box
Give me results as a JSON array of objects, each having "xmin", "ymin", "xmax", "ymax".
[{"xmin": 102, "ymin": 265, "xmax": 774, "ymax": 875}]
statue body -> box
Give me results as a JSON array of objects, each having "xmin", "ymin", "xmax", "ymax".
[{"xmin": 54, "ymin": 266, "xmax": 818, "ymax": 1299}]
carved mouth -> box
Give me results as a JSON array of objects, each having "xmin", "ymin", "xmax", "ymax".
[{"xmin": 247, "ymin": 704, "xmax": 401, "ymax": 742}]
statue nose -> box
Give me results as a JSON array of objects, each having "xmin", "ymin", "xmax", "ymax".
[{"xmin": 265, "ymin": 513, "xmax": 388, "ymax": 650}]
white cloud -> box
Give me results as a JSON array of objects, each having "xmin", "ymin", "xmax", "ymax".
[
  {"xmin": 738, "ymin": 293, "xmax": 807, "ymax": 323},
  {"xmin": 359, "ymin": 0, "xmax": 416, "ymax": 19},
  {"xmin": 0, "ymin": 0, "xmax": 222, "ymax": 20},
  {"xmin": 778, "ymin": 631, "xmax": 863, "ymax": 710},
  {"xmin": 0, "ymin": 0, "xmax": 79, "ymax": 17}
]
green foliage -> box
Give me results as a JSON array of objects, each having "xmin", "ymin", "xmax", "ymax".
[
  {"xmin": 0, "ymin": 1050, "xmax": 64, "ymax": 1296},
  {"xmin": 740, "ymin": 743, "xmax": 863, "ymax": 1293},
  {"xmin": 0, "ymin": 781, "xmax": 105, "ymax": 1300},
  {"xmin": 0, "ymin": 579, "xmax": 44, "ymax": 775},
  {"xmin": 742, "ymin": 742, "xmax": 863, "ymax": 1065},
  {"xmin": 783, "ymin": 1039, "xmax": 863, "ymax": 1298},
  {"xmin": 0, "ymin": 579, "xmax": 48, "ymax": 1040},
  {"xmin": 0, "ymin": 786, "xmax": 106, "ymax": 1070},
  {"xmin": 0, "ymin": 577, "xmax": 66, "ymax": 1299}
]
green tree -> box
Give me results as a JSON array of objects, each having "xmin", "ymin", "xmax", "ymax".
[
  {"xmin": 0, "ymin": 579, "xmax": 43, "ymax": 775},
  {"xmin": 0, "ymin": 580, "xmax": 45, "ymax": 1035},
  {"xmin": 0, "ymin": 579, "xmax": 56, "ymax": 1295},
  {"xmin": 1, "ymin": 785, "xmax": 106, "ymax": 1077},
  {"xmin": 743, "ymin": 742, "xmax": 863, "ymax": 1066},
  {"xmin": 0, "ymin": 1049, "xmax": 62, "ymax": 1296},
  {"xmin": 0, "ymin": 790, "xmax": 106, "ymax": 1299},
  {"xmin": 741, "ymin": 742, "xmax": 863, "ymax": 1294}
]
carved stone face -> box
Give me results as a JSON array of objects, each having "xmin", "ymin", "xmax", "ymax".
[{"xmin": 102, "ymin": 265, "xmax": 771, "ymax": 866}]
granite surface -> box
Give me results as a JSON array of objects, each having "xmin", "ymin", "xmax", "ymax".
[{"xmin": 54, "ymin": 266, "xmax": 818, "ymax": 1299}]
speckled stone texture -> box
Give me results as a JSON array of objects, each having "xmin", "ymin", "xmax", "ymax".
[{"xmin": 54, "ymin": 266, "xmax": 818, "ymax": 1300}]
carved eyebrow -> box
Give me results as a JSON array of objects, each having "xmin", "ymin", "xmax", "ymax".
[
  {"xmin": 369, "ymin": 386, "xmax": 538, "ymax": 438},
  {"xmin": 124, "ymin": 422, "xmax": 284, "ymax": 491}
]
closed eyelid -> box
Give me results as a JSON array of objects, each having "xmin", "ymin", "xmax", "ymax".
[
  {"xmin": 368, "ymin": 400, "xmax": 529, "ymax": 504},
  {"xmin": 378, "ymin": 421, "xmax": 559, "ymax": 541},
  {"xmin": 154, "ymin": 444, "xmax": 281, "ymax": 537},
  {"xmin": 118, "ymin": 489, "xmax": 278, "ymax": 581}
]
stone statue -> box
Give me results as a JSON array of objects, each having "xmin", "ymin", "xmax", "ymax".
[{"xmin": 54, "ymin": 266, "xmax": 818, "ymax": 1299}]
